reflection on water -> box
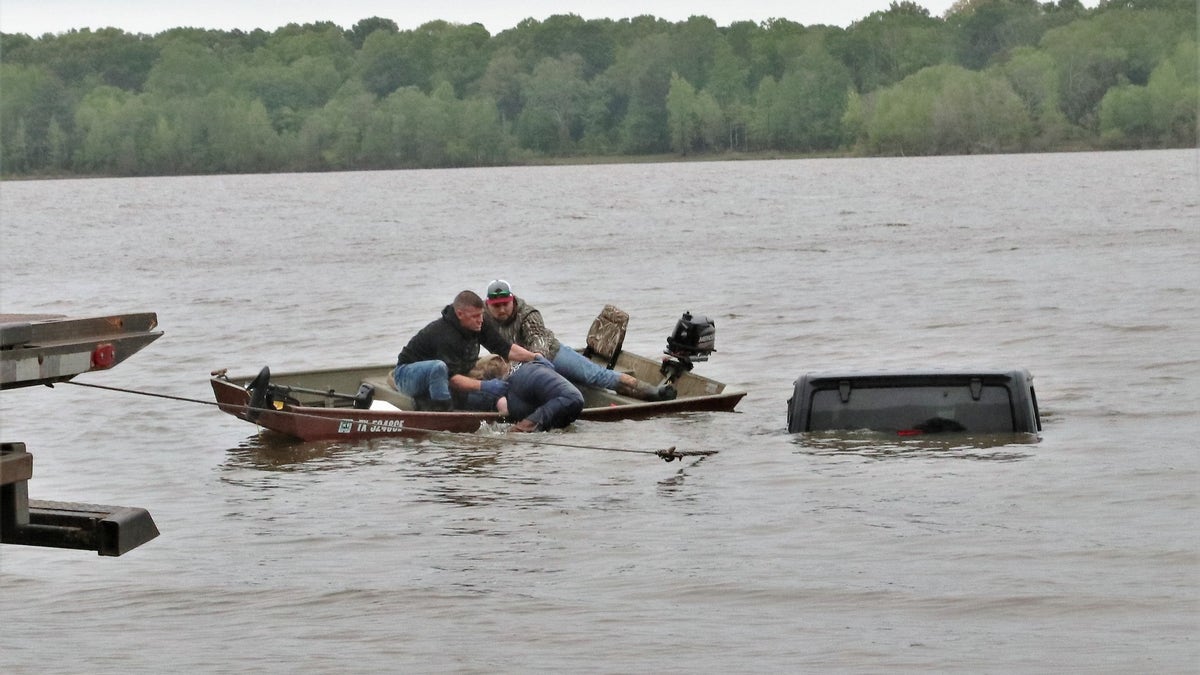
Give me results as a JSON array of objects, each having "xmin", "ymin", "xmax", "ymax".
[
  {"xmin": 407, "ymin": 443, "xmax": 522, "ymax": 509},
  {"xmin": 222, "ymin": 433, "xmax": 368, "ymax": 471},
  {"xmin": 793, "ymin": 430, "xmax": 1038, "ymax": 461},
  {"xmin": 222, "ymin": 428, "xmax": 562, "ymax": 508},
  {"xmin": 654, "ymin": 454, "xmax": 711, "ymax": 498},
  {"xmin": 222, "ymin": 426, "xmax": 514, "ymax": 473}
]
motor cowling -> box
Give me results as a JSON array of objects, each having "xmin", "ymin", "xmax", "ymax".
[{"xmin": 666, "ymin": 312, "xmax": 715, "ymax": 361}]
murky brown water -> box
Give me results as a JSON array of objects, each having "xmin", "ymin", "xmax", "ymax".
[{"xmin": 1, "ymin": 150, "xmax": 1197, "ymax": 672}]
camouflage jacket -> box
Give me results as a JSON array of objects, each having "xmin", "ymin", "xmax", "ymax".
[{"xmin": 488, "ymin": 296, "xmax": 562, "ymax": 360}]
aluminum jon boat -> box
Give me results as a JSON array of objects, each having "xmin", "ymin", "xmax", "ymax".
[{"xmin": 210, "ymin": 310, "xmax": 744, "ymax": 442}]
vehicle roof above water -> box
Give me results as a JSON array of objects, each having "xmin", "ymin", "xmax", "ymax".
[
  {"xmin": 797, "ymin": 369, "xmax": 1033, "ymax": 383},
  {"xmin": 788, "ymin": 368, "xmax": 1041, "ymax": 435}
]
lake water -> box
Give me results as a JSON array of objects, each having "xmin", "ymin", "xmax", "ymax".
[{"xmin": 1, "ymin": 150, "xmax": 1197, "ymax": 672}]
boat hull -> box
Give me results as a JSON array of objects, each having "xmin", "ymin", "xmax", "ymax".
[
  {"xmin": 210, "ymin": 350, "xmax": 744, "ymax": 442},
  {"xmin": 211, "ymin": 376, "xmax": 496, "ymax": 441}
]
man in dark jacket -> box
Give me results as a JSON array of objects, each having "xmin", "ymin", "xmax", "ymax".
[
  {"xmin": 471, "ymin": 354, "xmax": 585, "ymax": 432},
  {"xmin": 501, "ymin": 356, "xmax": 586, "ymax": 432},
  {"xmin": 394, "ymin": 290, "xmax": 538, "ymax": 410}
]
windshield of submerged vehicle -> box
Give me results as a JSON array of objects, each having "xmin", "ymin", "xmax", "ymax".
[{"xmin": 808, "ymin": 384, "xmax": 1015, "ymax": 433}]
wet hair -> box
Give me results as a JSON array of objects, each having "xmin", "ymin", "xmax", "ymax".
[
  {"xmin": 453, "ymin": 290, "xmax": 485, "ymax": 310},
  {"xmin": 469, "ymin": 355, "xmax": 510, "ymax": 380}
]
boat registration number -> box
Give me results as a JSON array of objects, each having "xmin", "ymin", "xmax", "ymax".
[{"xmin": 339, "ymin": 418, "xmax": 405, "ymax": 433}]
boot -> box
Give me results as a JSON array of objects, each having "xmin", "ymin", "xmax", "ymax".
[{"xmin": 617, "ymin": 379, "xmax": 677, "ymax": 402}]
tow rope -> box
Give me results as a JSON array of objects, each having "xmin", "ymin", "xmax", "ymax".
[{"xmin": 61, "ymin": 380, "xmax": 715, "ymax": 462}]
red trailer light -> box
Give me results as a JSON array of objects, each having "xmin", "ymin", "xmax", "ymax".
[{"xmin": 91, "ymin": 343, "xmax": 116, "ymax": 369}]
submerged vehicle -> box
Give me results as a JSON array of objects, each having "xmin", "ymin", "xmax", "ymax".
[
  {"xmin": 212, "ymin": 310, "xmax": 744, "ymax": 442},
  {"xmin": 787, "ymin": 369, "xmax": 1041, "ymax": 436}
]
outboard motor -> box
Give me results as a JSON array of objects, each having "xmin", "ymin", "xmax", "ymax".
[
  {"xmin": 662, "ymin": 311, "xmax": 716, "ymax": 382},
  {"xmin": 666, "ymin": 311, "xmax": 716, "ymax": 361},
  {"xmin": 245, "ymin": 366, "xmax": 273, "ymax": 421}
]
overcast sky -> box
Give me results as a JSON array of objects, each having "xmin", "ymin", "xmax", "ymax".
[{"xmin": 0, "ymin": 1, "xmax": 1096, "ymax": 37}]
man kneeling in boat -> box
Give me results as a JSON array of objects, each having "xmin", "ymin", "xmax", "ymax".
[
  {"xmin": 394, "ymin": 290, "xmax": 539, "ymax": 411},
  {"xmin": 482, "ymin": 279, "xmax": 675, "ymax": 401},
  {"xmin": 473, "ymin": 355, "xmax": 584, "ymax": 432}
]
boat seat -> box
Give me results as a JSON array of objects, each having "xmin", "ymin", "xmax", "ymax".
[
  {"xmin": 583, "ymin": 304, "xmax": 628, "ymax": 369},
  {"xmin": 360, "ymin": 376, "xmax": 416, "ymax": 410}
]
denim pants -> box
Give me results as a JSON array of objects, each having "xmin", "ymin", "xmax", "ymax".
[
  {"xmin": 392, "ymin": 360, "xmax": 452, "ymax": 403},
  {"xmin": 552, "ymin": 346, "xmax": 621, "ymax": 390},
  {"xmin": 506, "ymin": 361, "xmax": 585, "ymax": 430}
]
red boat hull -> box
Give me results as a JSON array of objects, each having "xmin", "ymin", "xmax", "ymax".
[
  {"xmin": 211, "ymin": 377, "xmax": 499, "ymax": 441},
  {"xmin": 209, "ymin": 354, "xmax": 745, "ymax": 442}
]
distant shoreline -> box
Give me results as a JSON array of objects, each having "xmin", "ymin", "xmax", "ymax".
[{"xmin": 3, "ymin": 146, "xmax": 1137, "ymax": 182}]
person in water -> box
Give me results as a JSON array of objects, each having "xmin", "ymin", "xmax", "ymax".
[
  {"xmin": 471, "ymin": 354, "xmax": 584, "ymax": 432},
  {"xmin": 481, "ymin": 279, "xmax": 675, "ymax": 401},
  {"xmin": 393, "ymin": 290, "xmax": 538, "ymax": 411}
]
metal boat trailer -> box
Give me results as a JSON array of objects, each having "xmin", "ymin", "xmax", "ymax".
[{"xmin": 1, "ymin": 313, "xmax": 162, "ymax": 556}]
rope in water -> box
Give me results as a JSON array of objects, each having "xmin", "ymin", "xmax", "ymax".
[{"xmin": 61, "ymin": 379, "xmax": 715, "ymax": 462}]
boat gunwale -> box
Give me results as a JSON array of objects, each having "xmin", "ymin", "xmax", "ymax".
[{"xmin": 209, "ymin": 350, "xmax": 745, "ymax": 441}]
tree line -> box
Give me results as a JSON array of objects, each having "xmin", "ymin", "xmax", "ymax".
[{"xmin": 1, "ymin": 0, "xmax": 1195, "ymax": 177}]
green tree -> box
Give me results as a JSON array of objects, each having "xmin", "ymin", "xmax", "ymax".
[
  {"xmin": 516, "ymin": 55, "xmax": 589, "ymax": 154},
  {"xmin": 232, "ymin": 55, "xmax": 342, "ymax": 132},
  {"xmin": 143, "ymin": 40, "xmax": 228, "ymax": 97},
  {"xmin": 931, "ymin": 68, "xmax": 1033, "ymax": 152},
  {"xmin": 743, "ymin": 18, "xmax": 809, "ymax": 86},
  {"xmin": 143, "ymin": 110, "xmax": 189, "ymax": 174},
  {"xmin": 347, "ymin": 17, "xmax": 399, "ymax": 50},
  {"xmin": 45, "ymin": 117, "xmax": 71, "ymax": 170},
  {"xmin": 577, "ymin": 76, "xmax": 622, "ymax": 154},
  {"xmin": 448, "ymin": 95, "xmax": 512, "ymax": 165},
  {"xmin": 1040, "ymin": 7, "xmax": 1189, "ymax": 128},
  {"xmin": 363, "ymin": 85, "xmax": 454, "ymax": 167},
  {"xmin": 1099, "ymin": 39, "xmax": 1198, "ymax": 147},
  {"xmin": 0, "ymin": 62, "xmax": 72, "ymax": 171},
  {"xmin": 705, "ymin": 41, "xmax": 752, "ymax": 150},
  {"xmin": 667, "ymin": 73, "xmax": 708, "ymax": 153},
  {"xmin": 356, "ymin": 30, "xmax": 407, "ymax": 97},
  {"xmin": 298, "ymin": 79, "xmax": 377, "ymax": 170},
  {"xmin": 1, "ymin": 63, "xmax": 45, "ymax": 172},
  {"xmin": 773, "ymin": 46, "xmax": 854, "ymax": 150},
  {"xmin": 945, "ymin": 0, "xmax": 1048, "ymax": 69},
  {"xmin": 609, "ymin": 34, "xmax": 674, "ymax": 153},
  {"xmin": 1000, "ymin": 46, "xmax": 1076, "ymax": 147},
  {"xmin": 20, "ymin": 27, "xmax": 160, "ymax": 92},
  {"xmin": 841, "ymin": 88, "xmax": 867, "ymax": 148},
  {"xmin": 199, "ymin": 92, "xmax": 281, "ymax": 173},
  {"xmin": 857, "ymin": 64, "xmax": 1032, "ymax": 154},
  {"xmin": 1, "ymin": 6, "xmax": 1193, "ymax": 175},
  {"xmin": 74, "ymin": 85, "xmax": 151, "ymax": 173},
  {"xmin": 498, "ymin": 14, "xmax": 616, "ymax": 79},
  {"xmin": 427, "ymin": 21, "xmax": 493, "ymax": 97},
  {"xmin": 478, "ymin": 47, "xmax": 524, "ymax": 124},
  {"xmin": 832, "ymin": 2, "xmax": 953, "ymax": 93},
  {"xmin": 261, "ymin": 22, "xmax": 354, "ymax": 67},
  {"xmin": 706, "ymin": 40, "xmax": 750, "ymax": 107},
  {"xmin": 357, "ymin": 28, "xmax": 434, "ymax": 97},
  {"xmin": 748, "ymin": 75, "xmax": 779, "ymax": 150},
  {"xmin": 668, "ymin": 16, "xmax": 721, "ymax": 90}
]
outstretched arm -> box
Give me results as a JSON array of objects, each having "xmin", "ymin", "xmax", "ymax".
[
  {"xmin": 519, "ymin": 310, "xmax": 555, "ymax": 356},
  {"xmin": 507, "ymin": 343, "xmax": 538, "ymax": 362}
]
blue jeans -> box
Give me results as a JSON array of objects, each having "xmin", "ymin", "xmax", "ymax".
[
  {"xmin": 507, "ymin": 360, "xmax": 585, "ymax": 430},
  {"xmin": 392, "ymin": 360, "xmax": 452, "ymax": 403},
  {"xmin": 552, "ymin": 346, "xmax": 621, "ymax": 390}
]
